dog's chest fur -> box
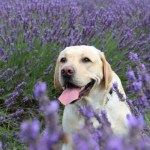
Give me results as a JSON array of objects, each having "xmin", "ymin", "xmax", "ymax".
[
  {"xmin": 62, "ymin": 104, "xmax": 84, "ymax": 134},
  {"xmin": 62, "ymin": 88, "xmax": 131, "ymax": 135}
]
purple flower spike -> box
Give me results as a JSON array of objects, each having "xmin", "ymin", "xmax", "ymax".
[
  {"xmin": 106, "ymin": 136, "xmax": 124, "ymax": 150},
  {"xmin": 79, "ymin": 105, "xmax": 94, "ymax": 118},
  {"xmin": 34, "ymin": 81, "xmax": 47, "ymax": 98},
  {"xmin": 113, "ymin": 82, "xmax": 118, "ymax": 89},
  {"xmin": 0, "ymin": 141, "xmax": 2, "ymax": 150},
  {"xmin": 127, "ymin": 114, "xmax": 145, "ymax": 128},
  {"xmin": 126, "ymin": 70, "xmax": 136, "ymax": 80},
  {"xmin": 49, "ymin": 101, "xmax": 59, "ymax": 112},
  {"xmin": 129, "ymin": 52, "xmax": 138, "ymax": 62},
  {"xmin": 20, "ymin": 119, "xmax": 40, "ymax": 144}
]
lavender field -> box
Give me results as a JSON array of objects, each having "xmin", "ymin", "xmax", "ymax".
[{"xmin": 0, "ymin": 0, "xmax": 150, "ymax": 149}]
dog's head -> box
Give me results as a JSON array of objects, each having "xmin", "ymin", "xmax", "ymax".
[{"xmin": 54, "ymin": 45, "xmax": 112, "ymax": 105}]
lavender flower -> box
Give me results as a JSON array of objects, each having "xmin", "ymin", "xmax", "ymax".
[
  {"xmin": 20, "ymin": 82, "xmax": 64, "ymax": 150},
  {"xmin": 0, "ymin": 141, "xmax": 2, "ymax": 150},
  {"xmin": 78, "ymin": 104, "xmax": 150, "ymax": 150},
  {"xmin": 112, "ymin": 82, "xmax": 125, "ymax": 101},
  {"xmin": 0, "ymin": 47, "xmax": 6, "ymax": 61},
  {"xmin": 20, "ymin": 119, "xmax": 40, "ymax": 143},
  {"xmin": 4, "ymin": 81, "xmax": 26, "ymax": 108},
  {"xmin": 129, "ymin": 52, "xmax": 138, "ymax": 61},
  {"xmin": 73, "ymin": 128, "xmax": 100, "ymax": 150},
  {"xmin": 112, "ymin": 82, "xmax": 118, "ymax": 89},
  {"xmin": 20, "ymin": 119, "xmax": 40, "ymax": 150},
  {"xmin": 79, "ymin": 105, "xmax": 94, "ymax": 118},
  {"xmin": 105, "ymin": 136, "xmax": 124, "ymax": 150},
  {"xmin": 126, "ymin": 70, "xmax": 136, "ymax": 80},
  {"xmin": 0, "ymin": 88, "xmax": 4, "ymax": 95},
  {"xmin": 44, "ymin": 64, "xmax": 53, "ymax": 75},
  {"xmin": 34, "ymin": 81, "xmax": 47, "ymax": 98},
  {"xmin": 126, "ymin": 55, "xmax": 150, "ymax": 115}
]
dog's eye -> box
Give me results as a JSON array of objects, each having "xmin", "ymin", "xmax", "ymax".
[
  {"xmin": 60, "ymin": 57, "xmax": 67, "ymax": 63},
  {"xmin": 82, "ymin": 57, "xmax": 91, "ymax": 63}
]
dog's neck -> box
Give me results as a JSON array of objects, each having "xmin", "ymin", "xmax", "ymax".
[{"xmin": 78, "ymin": 84, "xmax": 111, "ymax": 110}]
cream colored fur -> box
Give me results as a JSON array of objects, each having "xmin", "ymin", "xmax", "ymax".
[{"xmin": 54, "ymin": 45, "xmax": 131, "ymax": 150}]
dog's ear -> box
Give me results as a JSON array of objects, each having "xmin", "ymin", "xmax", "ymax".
[
  {"xmin": 54, "ymin": 57, "xmax": 61, "ymax": 89},
  {"xmin": 100, "ymin": 52, "xmax": 112, "ymax": 89}
]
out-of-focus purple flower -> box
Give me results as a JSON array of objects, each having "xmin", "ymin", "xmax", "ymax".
[
  {"xmin": 0, "ymin": 35, "xmax": 6, "ymax": 45},
  {"xmin": 132, "ymin": 81, "xmax": 143, "ymax": 91},
  {"xmin": 0, "ymin": 141, "xmax": 2, "ymax": 150},
  {"xmin": 79, "ymin": 105, "xmax": 94, "ymax": 118},
  {"xmin": 23, "ymin": 96, "xmax": 29, "ymax": 102},
  {"xmin": 47, "ymin": 100, "xmax": 59, "ymax": 112},
  {"xmin": 0, "ymin": 88, "xmax": 4, "ymax": 95},
  {"xmin": 126, "ymin": 70, "xmax": 136, "ymax": 80},
  {"xmin": 0, "ymin": 47, "xmax": 6, "ymax": 61},
  {"xmin": 99, "ymin": 110, "xmax": 111, "ymax": 128},
  {"xmin": 0, "ymin": 68, "xmax": 13, "ymax": 82},
  {"xmin": 129, "ymin": 52, "xmax": 138, "ymax": 61},
  {"xmin": 34, "ymin": 81, "xmax": 47, "ymax": 98},
  {"xmin": 112, "ymin": 82, "xmax": 118, "ymax": 89},
  {"xmin": 126, "ymin": 59, "xmax": 150, "ymax": 115},
  {"xmin": 20, "ymin": 82, "xmax": 64, "ymax": 150},
  {"xmin": 20, "ymin": 119, "xmax": 40, "ymax": 144},
  {"xmin": 127, "ymin": 114, "xmax": 145, "ymax": 128},
  {"xmin": 73, "ymin": 128, "xmax": 100, "ymax": 150},
  {"xmin": 38, "ymin": 99, "xmax": 63, "ymax": 150},
  {"xmin": 105, "ymin": 136, "xmax": 124, "ymax": 150},
  {"xmin": 43, "ymin": 101, "xmax": 59, "ymax": 129}
]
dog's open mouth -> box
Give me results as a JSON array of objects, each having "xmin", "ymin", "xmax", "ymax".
[{"xmin": 58, "ymin": 80, "xmax": 95, "ymax": 105}]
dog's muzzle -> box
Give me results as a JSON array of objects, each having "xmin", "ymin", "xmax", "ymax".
[{"xmin": 58, "ymin": 79, "xmax": 95, "ymax": 105}]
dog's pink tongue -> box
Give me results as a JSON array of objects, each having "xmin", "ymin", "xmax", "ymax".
[{"xmin": 59, "ymin": 88, "xmax": 81, "ymax": 105}]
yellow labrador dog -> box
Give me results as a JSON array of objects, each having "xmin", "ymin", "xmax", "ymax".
[{"xmin": 54, "ymin": 45, "xmax": 131, "ymax": 150}]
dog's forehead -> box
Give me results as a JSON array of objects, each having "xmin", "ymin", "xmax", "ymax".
[{"xmin": 60, "ymin": 46, "xmax": 100, "ymax": 58}]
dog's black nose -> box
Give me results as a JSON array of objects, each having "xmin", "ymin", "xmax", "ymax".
[{"xmin": 61, "ymin": 66, "xmax": 75, "ymax": 77}]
